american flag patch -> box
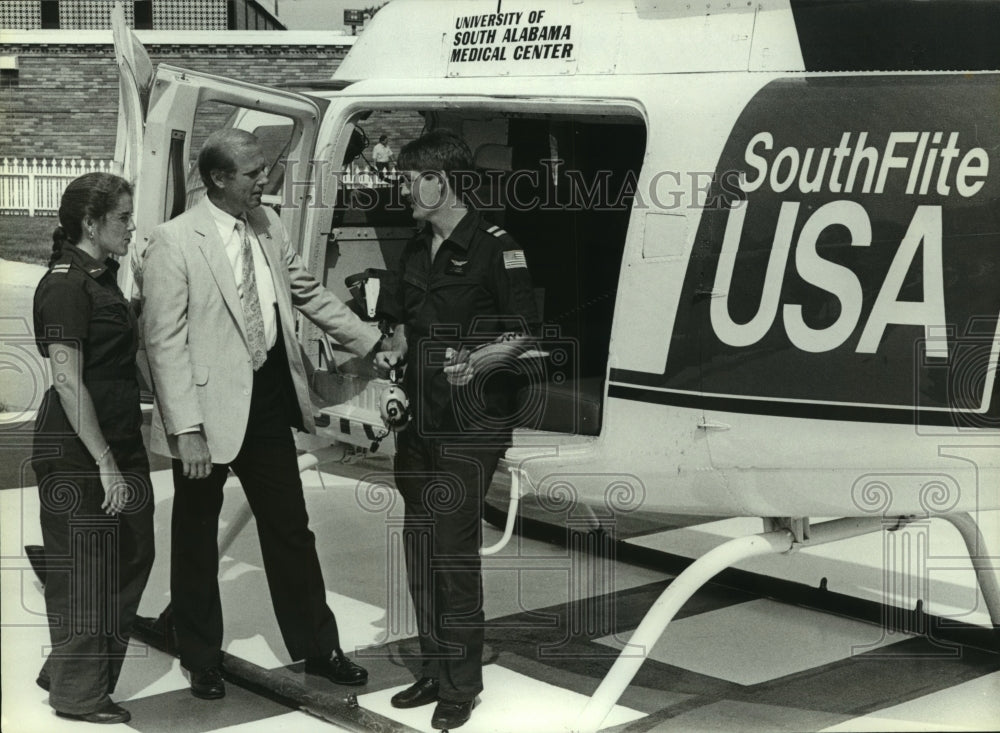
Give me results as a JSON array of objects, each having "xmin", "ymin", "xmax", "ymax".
[{"xmin": 503, "ymin": 250, "xmax": 527, "ymax": 269}]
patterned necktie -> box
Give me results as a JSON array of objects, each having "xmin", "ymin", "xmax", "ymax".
[{"xmin": 235, "ymin": 217, "xmax": 267, "ymax": 370}]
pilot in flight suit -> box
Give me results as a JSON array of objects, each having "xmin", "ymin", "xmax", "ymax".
[{"xmin": 376, "ymin": 129, "xmax": 540, "ymax": 731}]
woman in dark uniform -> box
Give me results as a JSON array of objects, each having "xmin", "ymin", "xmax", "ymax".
[{"xmin": 31, "ymin": 172, "xmax": 154, "ymax": 725}]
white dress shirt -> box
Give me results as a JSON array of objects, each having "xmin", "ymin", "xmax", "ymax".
[{"xmin": 206, "ymin": 199, "xmax": 278, "ymax": 351}]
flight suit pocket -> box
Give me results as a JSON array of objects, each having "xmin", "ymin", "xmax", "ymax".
[
  {"xmin": 430, "ymin": 275, "xmax": 480, "ymax": 292},
  {"xmin": 402, "ymin": 271, "xmax": 429, "ymax": 312},
  {"xmin": 87, "ymin": 291, "xmax": 137, "ymax": 364},
  {"xmin": 403, "ymin": 272, "xmax": 428, "ymax": 291},
  {"xmin": 90, "ymin": 298, "xmax": 129, "ymax": 326},
  {"xmin": 429, "ymin": 275, "xmax": 490, "ymax": 316}
]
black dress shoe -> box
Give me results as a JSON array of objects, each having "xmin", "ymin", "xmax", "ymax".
[
  {"xmin": 190, "ymin": 666, "xmax": 226, "ymax": 699},
  {"xmin": 390, "ymin": 677, "xmax": 439, "ymax": 708},
  {"xmin": 431, "ymin": 697, "xmax": 478, "ymax": 730},
  {"xmin": 55, "ymin": 700, "xmax": 131, "ymax": 724},
  {"xmin": 304, "ymin": 652, "xmax": 368, "ymax": 686}
]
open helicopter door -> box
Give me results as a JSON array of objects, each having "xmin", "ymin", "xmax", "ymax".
[
  {"xmin": 110, "ymin": 1, "xmax": 153, "ymax": 301},
  {"xmin": 111, "ymin": 25, "xmax": 328, "ymax": 307},
  {"xmin": 111, "ymin": 2, "xmax": 153, "ymax": 186}
]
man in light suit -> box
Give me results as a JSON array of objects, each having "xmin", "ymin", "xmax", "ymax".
[{"xmin": 143, "ymin": 128, "xmax": 383, "ymax": 699}]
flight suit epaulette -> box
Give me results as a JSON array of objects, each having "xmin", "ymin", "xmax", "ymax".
[
  {"xmin": 482, "ymin": 222, "xmax": 513, "ymax": 242},
  {"xmin": 44, "ymin": 253, "xmax": 109, "ymax": 282},
  {"xmin": 40, "ymin": 262, "xmax": 88, "ymax": 290},
  {"xmin": 482, "ymin": 222, "xmax": 528, "ymax": 271}
]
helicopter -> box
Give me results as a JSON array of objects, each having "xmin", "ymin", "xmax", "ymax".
[{"xmin": 110, "ymin": 1, "xmax": 999, "ymax": 728}]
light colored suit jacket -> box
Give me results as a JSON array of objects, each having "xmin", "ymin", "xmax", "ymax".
[{"xmin": 143, "ymin": 197, "xmax": 380, "ymax": 464}]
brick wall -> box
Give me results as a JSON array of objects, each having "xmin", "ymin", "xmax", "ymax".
[
  {"xmin": 0, "ymin": 42, "xmax": 348, "ymax": 160},
  {"xmin": 1, "ymin": 41, "xmax": 438, "ymax": 176}
]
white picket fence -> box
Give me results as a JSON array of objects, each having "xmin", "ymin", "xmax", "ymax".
[
  {"xmin": 343, "ymin": 161, "xmax": 399, "ymax": 189},
  {"xmin": 0, "ymin": 158, "xmax": 117, "ymax": 216},
  {"xmin": 0, "ymin": 158, "xmax": 397, "ymax": 217}
]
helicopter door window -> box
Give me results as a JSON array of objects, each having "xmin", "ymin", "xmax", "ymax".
[
  {"xmin": 253, "ymin": 123, "xmax": 297, "ymax": 206},
  {"xmin": 176, "ymin": 103, "xmax": 299, "ymax": 213}
]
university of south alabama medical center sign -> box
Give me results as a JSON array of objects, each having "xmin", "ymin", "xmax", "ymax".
[{"xmin": 448, "ymin": 8, "xmax": 575, "ymax": 72}]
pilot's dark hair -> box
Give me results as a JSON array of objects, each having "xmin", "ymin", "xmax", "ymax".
[
  {"xmin": 378, "ymin": 134, "xmax": 388, "ymax": 143},
  {"xmin": 397, "ymin": 129, "xmax": 474, "ymax": 199},
  {"xmin": 51, "ymin": 172, "xmax": 133, "ymax": 267},
  {"xmin": 199, "ymin": 128, "xmax": 261, "ymax": 190}
]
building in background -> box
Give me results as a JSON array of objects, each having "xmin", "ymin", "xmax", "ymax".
[
  {"xmin": 0, "ymin": 0, "xmax": 421, "ymax": 209},
  {"xmin": 0, "ymin": 29, "xmax": 353, "ymax": 160},
  {"xmin": 0, "ymin": 0, "xmax": 284, "ymax": 31},
  {"xmin": 0, "ymin": 0, "xmax": 347, "ymax": 160}
]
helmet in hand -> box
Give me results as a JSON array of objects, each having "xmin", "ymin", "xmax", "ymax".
[{"xmin": 379, "ymin": 383, "xmax": 410, "ymax": 431}]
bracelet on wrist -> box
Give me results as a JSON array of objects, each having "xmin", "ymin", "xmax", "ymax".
[{"xmin": 95, "ymin": 445, "xmax": 111, "ymax": 465}]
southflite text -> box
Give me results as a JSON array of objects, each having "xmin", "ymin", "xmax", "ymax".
[
  {"xmin": 709, "ymin": 130, "xmax": 991, "ymax": 359},
  {"xmin": 741, "ymin": 131, "xmax": 989, "ymax": 197}
]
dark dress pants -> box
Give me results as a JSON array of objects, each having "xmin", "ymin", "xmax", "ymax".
[
  {"xmin": 35, "ymin": 435, "xmax": 155, "ymax": 715},
  {"xmin": 169, "ymin": 347, "xmax": 340, "ymax": 671},
  {"xmin": 394, "ymin": 429, "xmax": 504, "ymax": 703}
]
